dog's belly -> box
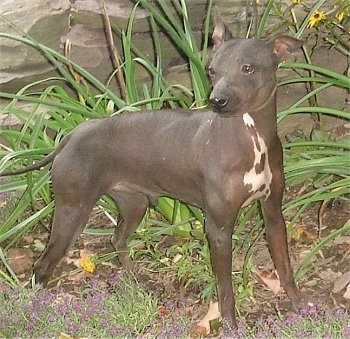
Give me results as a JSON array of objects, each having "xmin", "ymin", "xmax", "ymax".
[
  {"xmin": 110, "ymin": 180, "xmax": 204, "ymax": 209},
  {"xmin": 241, "ymin": 113, "xmax": 272, "ymax": 207},
  {"xmin": 110, "ymin": 167, "xmax": 204, "ymax": 209}
]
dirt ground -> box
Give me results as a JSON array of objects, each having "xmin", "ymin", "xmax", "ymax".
[{"xmin": 6, "ymin": 182, "xmax": 350, "ymax": 334}]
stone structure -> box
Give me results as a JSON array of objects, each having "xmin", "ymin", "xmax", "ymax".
[
  {"xmin": 0, "ymin": 0, "xmax": 270, "ymax": 93},
  {"xmin": 0, "ymin": 0, "xmax": 139, "ymax": 92},
  {"xmin": 0, "ymin": 0, "xmax": 348, "ymax": 135}
]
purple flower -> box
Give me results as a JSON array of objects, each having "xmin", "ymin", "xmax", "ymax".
[
  {"xmin": 86, "ymin": 276, "xmax": 101, "ymax": 289},
  {"xmin": 110, "ymin": 269, "xmax": 126, "ymax": 283},
  {"xmin": 284, "ymin": 313, "xmax": 302, "ymax": 326},
  {"xmin": 228, "ymin": 323, "xmax": 248, "ymax": 338},
  {"xmin": 0, "ymin": 191, "xmax": 9, "ymax": 202},
  {"xmin": 26, "ymin": 321, "xmax": 35, "ymax": 331},
  {"xmin": 299, "ymin": 303, "xmax": 325, "ymax": 319},
  {"xmin": 343, "ymin": 325, "xmax": 350, "ymax": 337},
  {"xmin": 109, "ymin": 327, "xmax": 121, "ymax": 336},
  {"xmin": 256, "ymin": 330, "xmax": 268, "ymax": 339},
  {"xmin": 64, "ymin": 319, "xmax": 83, "ymax": 336},
  {"xmin": 47, "ymin": 313, "xmax": 56, "ymax": 322},
  {"xmin": 165, "ymin": 324, "xmax": 188, "ymax": 336},
  {"xmin": 333, "ymin": 308, "xmax": 346, "ymax": 318},
  {"xmin": 109, "ymin": 326, "xmax": 132, "ymax": 336},
  {"xmin": 91, "ymin": 292, "xmax": 103, "ymax": 303},
  {"xmin": 71, "ymin": 299, "xmax": 84, "ymax": 312}
]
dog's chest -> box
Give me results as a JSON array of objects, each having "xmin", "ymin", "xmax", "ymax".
[{"xmin": 241, "ymin": 113, "xmax": 272, "ymax": 207}]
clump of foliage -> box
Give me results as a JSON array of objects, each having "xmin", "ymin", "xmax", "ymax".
[
  {"xmin": 0, "ymin": 273, "xmax": 161, "ymax": 338},
  {"xmin": 234, "ymin": 304, "xmax": 350, "ymax": 338},
  {"xmin": 1, "ymin": 277, "xmax": 349, "ymax": 338}
]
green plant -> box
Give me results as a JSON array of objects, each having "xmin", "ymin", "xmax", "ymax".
[
  {"xmin": 0, "ymin": 1, "xmax": 349, "ymax": 310},
  {"xmin": 257, "ymin": 0, "xmax": 350, "ymax": 281},
  {"xmin": 0, "ymin": 273, "xmax": 159, "ymax": 337}
]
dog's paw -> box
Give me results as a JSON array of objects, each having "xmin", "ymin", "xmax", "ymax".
[{"xmin": 118, "ymin": 253, "xmax": 134, "ymax": 271}]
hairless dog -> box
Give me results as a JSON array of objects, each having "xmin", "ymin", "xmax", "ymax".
[{"xmin": 0, "ymin": 18, "xmax": 304, "ymax": 329}]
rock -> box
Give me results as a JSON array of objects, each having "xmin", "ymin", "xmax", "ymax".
[
  {"xmin": 0, "ymin": 0, "xmax": 71, "ymax": 92},
  {"xmin": 0, "ymin": 0, "xmax": 206, "ymax": 94},
  {"xmin": 70, "ymin": 0, "xmax": 149, "ymax": 32}
]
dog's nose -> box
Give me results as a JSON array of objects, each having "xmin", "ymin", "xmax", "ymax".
[{"xmin": 209, "ymin": 97, "xmax": 228, "ymax": 108}]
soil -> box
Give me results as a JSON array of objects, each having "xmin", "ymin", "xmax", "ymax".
[{"xmin": 5, "ymin": 183, "xmax": 350, "ymax": 335}]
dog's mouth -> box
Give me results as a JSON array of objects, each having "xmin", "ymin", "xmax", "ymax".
[
  {"xmin": 209, "ymin": 92, "xmax": 243, "ymax": 115},
  {"xmin": 210, "ymin": 99, "xmax": 241, "ymax": 117},
  {"xmin": 210, "ymin": 105, "xmax": 242, "ymax": 118},
  {"xmin": 211, "ymin": 104, "xmax": 224, "ymax": 113}
]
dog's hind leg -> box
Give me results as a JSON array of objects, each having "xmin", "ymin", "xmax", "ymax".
[
  {"xmin": 34, "ymin": 166, "xmax": 103, "ymax": 285},
  {"xmin": 34, "ymin": 196, "xmax": 98, "ymax": 285},
  {"xmin": 108, "ymin": 190, "xmax": 149, "ymax": 270}
]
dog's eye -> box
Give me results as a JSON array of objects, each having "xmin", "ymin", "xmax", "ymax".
[
  {"xmin": 242, "ymin": 64, "xmax": 255, "ymax": 75},
  {"xmin": 208, "ymin": 67, "xmax": 215, "ymax": 77}
]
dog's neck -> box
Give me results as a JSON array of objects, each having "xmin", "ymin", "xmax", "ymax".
[{"xmin": 253, "ymin": 86, "xmax": 277, "ymax": 113}]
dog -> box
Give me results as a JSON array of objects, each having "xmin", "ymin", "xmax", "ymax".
[{"xmin": 0, "ymin": 18, "xmax": 304, "ymax": 328}]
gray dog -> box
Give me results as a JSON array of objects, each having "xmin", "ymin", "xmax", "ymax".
[{"xmin": 0, "ymin": 19, "xmax": 304, "ymax": 328}]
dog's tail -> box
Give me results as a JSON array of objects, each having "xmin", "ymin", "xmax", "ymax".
[{"xmin": 0, "ymin": 133, "xmax": 72, "ymax": 177}]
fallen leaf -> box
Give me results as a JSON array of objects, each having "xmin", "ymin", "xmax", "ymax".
[
  {"xmin": 158, "ymin": 306, "xmax": 169, "ymax": 316},
  {"xmin": 67, "ymin": 271, "xmax": 91, "ymax": 283},
  {"xmin": 7, "ymin": 248, "xmax": 34, "ymax": 274},
  {"xmin": 173, "ymin": 253, "xmax": 182, "ymax": 263},
  {"xmin": 101, "ymin": 261, "xmax": 118, "ymax": 269},
  {"xmin": 64, "ymin": 255, "xmax": 77, "ymax": 265},
  {"xmin": 59, "ymin": 333, "xmax": 73, "ymax": 339},
  {"xmin": 79, "ymin": 249, "xmax": 94, "ymax": 258},
  {"xmin": 255, "ymin": 270, "xmax": 282, "ymax": 295},
  {"xmin": 22, "ymin": 235, "xmax": 34, "ymax": 244},
  {"xmin": 333, "ymin": 271, "xmax": 350, "ymax": 293},
  {"xmin": 58, "ymin": 333, "xmax": 88, "ymax": 339},
  {"xmin": 332, "ymin": 236, "xmax": 350, "ymax": 245},
  {"xmin": 33, "ymin": 239, "xmax": 46, "ymax": 252},
  {"xmin": 290, "ymin": 224, "xmax": 317, "ymax": 243},
  {"xmin": 318, "ymin": 268, "xmax": 342, "ymax": 283},
  {"xmin": 343, "ymin": 284, "xmax": 350, "ymax": 300},
  {"xmin": 189, "ymin": 325, "xmax": 207, "ymax": 337},
  {"xmin": 196, "ymin": 301, "xmax": 220, "ymax": 335}
]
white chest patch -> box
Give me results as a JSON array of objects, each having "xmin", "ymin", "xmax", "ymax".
[
  {"xmin": 243, "ymin": 112, "xmax": 255, "ymax": 127},
  {"xmin": 242, "ymin": 113, "xmax": 273, "ymax": 207}
]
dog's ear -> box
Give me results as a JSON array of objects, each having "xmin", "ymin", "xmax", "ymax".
[
  {"xmin": 212, "ymin": 10, "xmax": 233, "ymax": 51},
  {"xmin": 272, "ymin": 35, "xmax": 303, "ymax": 61}
]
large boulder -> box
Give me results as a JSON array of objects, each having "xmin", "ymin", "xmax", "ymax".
[
  {"xmin": 0, "ymin": 0, "xmax": 207, "ymax": 94},
  {"xmin": 0, "ymin": 0, "xmax": 71, "ymax": 92}
]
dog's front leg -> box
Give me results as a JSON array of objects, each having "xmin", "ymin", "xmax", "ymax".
[
  {"xmin": 261, "ymin": 189, "xmax": 304, "ymax": 308},
  {"xmin": 205, "ymin": 201, "xmax": 240, "ymax": 329}
]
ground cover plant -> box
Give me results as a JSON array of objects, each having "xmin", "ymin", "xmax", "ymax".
[
  {"xmin": 0, "ymin": 0, "xmax": 349, "ymax": 337},
  {"xmin": 1, "ymin": 277, "xmax": 349, "ymax": 338}
]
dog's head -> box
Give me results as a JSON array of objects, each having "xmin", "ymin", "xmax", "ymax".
[{"xmin": 208, "ymin": 17, "xmax": 303, "ymax": 116}]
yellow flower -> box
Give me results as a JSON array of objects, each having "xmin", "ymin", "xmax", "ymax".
[
  {"xmin": 79, "ymin": 256, "xmax": 96, "ymax": 273},
  {"xmin": 335, "ymin": 11, "xmax": 345, "ymax": 22},
  {"xmin": 307, "ymin": 10, "xmax": 326, "ymax": 28},
  {"xmin": 293, "ymin": 0, "xmax": 302, "ymax": 4}
]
